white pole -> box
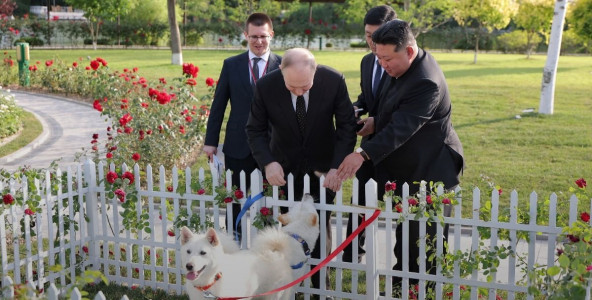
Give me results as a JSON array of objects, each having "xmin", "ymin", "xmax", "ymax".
[{"xmin": 539, "ymin": 0, "xmax": 569, "ymax": 115}]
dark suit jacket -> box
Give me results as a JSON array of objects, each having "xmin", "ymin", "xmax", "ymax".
[
  {"xmin": 205, "ymin": 51, "xmax": 281, "ymax": 159},
  {"xmin": 246, "ymin": 65, "xmax": 356, "ymax": 177},
  {"xmin": 352, "ymin": 52, "xmax": 387, "ymax": 119},
  {"xmin": 363, "ymin": 49, "xmax": 464, "ymax": 192}
]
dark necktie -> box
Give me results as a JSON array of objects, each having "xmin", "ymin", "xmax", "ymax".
[
  {"xmin": 296, "ymin": 95, "xmax": 306, "ymax": 134},
  {"xmin": 372, "ymin": 60, "xmax": 382, "ymax": 98},
  {"xmin": 252, "ymin": 57, "xmax": 262, "ymax": 85}
]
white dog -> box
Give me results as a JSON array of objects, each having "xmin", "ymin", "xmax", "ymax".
[{"xmin": 180, "ymin": 194, "xmax": 319, "ymax": 300}]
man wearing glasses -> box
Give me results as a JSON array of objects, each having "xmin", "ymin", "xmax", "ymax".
[{"xmin": 204, "ymin": 13, "xmax": 281, "ymax": 240}]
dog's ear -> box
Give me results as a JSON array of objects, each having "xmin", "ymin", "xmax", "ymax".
[
  {"xmin": 180, "ymin": 226, "xmax": 193, "ymax": 245},
  {"xmin": 308, "ymin": 213, "xmax": 318, "ymax": 227},
  {"xmin": 205, "ymin": 228, "xmax": 220, "ymax": 246},
  {"xmin": 277, "ymin": 214, "xmax": 290, "ymax": 226}
]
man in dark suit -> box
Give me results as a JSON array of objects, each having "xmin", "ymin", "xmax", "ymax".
[
  {"xmin": 246, "ymin": 48, "xmax": 356, "ymax": 289},
  {"xmin": 337, "ymin": 20, "xmax": 464, "ymax": 286},
  {"xmin": 343, "ymin": 5, "xmax": 397, "ymax": 264},
  {"xmin": 204, "ymin": 13, "xmax": 281, "ymax": 237}
]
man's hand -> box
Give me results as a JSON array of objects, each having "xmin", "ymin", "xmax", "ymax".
[
  {"xmin": 322, "ymin": 168, "xmax": 342, "ymax": 192},
  {"xmin": 336, "ymin": 153, "xmax": 365, "ymax": 181},
  {"xmin": 265, "ymin": 162, "xmax": 286, "ymax": 186},
  {"xmin": 203, "ymin": 145, "xmax": 217, "ymax": 163},
  {"xmin": 356, "ymin": 117, "xmax": 375, "ymax": 137}
]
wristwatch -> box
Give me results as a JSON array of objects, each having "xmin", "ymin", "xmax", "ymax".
[{"xmin": 355, "ymin": 147, "xmax": 370, "ymax": 161}]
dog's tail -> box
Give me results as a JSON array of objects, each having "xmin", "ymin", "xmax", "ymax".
[{"xmin": 251, "ymin": 228, "xmax": 292, "ymax": 259}]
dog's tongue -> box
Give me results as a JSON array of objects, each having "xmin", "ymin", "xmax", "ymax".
[{"xmin": 186, "ymin": 271, "xmax": 197, "ymax": 281}]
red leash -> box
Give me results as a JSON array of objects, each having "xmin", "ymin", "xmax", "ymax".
[{"xmin": 216, "ymin": 209, "xmax": 381, "ymax": 300}]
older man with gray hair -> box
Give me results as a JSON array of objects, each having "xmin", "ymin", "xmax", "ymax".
[{"xmin": 246, "ymin": 48, "xmax": 356, "ymax": 290}]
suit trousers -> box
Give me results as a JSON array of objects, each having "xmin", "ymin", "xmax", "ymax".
[
  {"xmin": 279, "ymin": 172, "xmax": 334, "ymax": 290},
  {"xmin": 224, "ymin": 154, "xmax": 259, "ymax": 240}
]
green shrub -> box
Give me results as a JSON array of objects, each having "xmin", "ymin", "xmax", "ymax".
[
  {"xmin": 497, "ymin": 30, "xmax": 542, "ymax": 54},
  {"xmin": 325, "ymin": 42, "xmax": 333, "ymax": 48},
  {"xmin": 13, "ymin": 37, "xmax": 44, "ymax": 47},
  {"xmin": 0, "ymin": 88, "xmax": 24, "ymax": 139},
  {"xmin": 350, "ymin": 41, "xmax": 367, "ymax": 48}
]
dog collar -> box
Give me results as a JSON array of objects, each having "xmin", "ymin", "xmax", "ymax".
[
  {"xmin": 289, "ymin": 233, "xmax": 311, "ymax": 256},
  {"xmin": 194, "ymin": 272, "xmax": 222, "ymax": 292},
  {"xmin": 289, "ymin": 233, "xmax": 311, "ymax": 269}
]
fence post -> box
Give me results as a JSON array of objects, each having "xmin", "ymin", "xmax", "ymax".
[
  {"xmin": 365, "ymin": 179, "xmax": 379, "ymax": 299},
  {"xmin": 83, "ymin": 159, "xmax": 99, "ymax": 271}
]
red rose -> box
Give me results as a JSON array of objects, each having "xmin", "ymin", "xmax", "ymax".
[
  {"xmin": 167, "ymin": 186, "xmax": 173, "ymax": 192},
  {"xmin": 82, "ymin": 245, "xmax": 89, "ymax": 253},
  {"xmin": 556, "ymin": 248, "xmax": 563, "ymax": 256},
  {"xmin": 24, "ymin": 208, "xmax": 34, "ymax": 216},
  {"xmin": 205, "ymin": 77, "xmax": 215, "ymax": 87},
  {"xmin": 197, "ymin": 188, "xmax": 205, "ymax": 195},
  {"xmin": 179, "ymin": 125, "xmax": 185, "ymax": 134},
  {"xmin": 384, "ymin": 181, "xmax": 396, "ymax": 192},
  {"xmin": 305, "ymin": 29, "xmax": 312, "ymax": 35},
  {"xmin": 72, "ymin": 62, "xmax": 78, "ymax": 67},
  {"xmin": 157, "ymin": 92, "xmax": 172, "ymax": 105},
  {"xmin": 408, "ymin": 198, "xmax": 418, "ymax": 206},
  {"xmin": 122, "ymin": 171, "xmax": 134, "ymax": 184},
  {"xmin": 442, "ymin": 198, "xmax": 451, "ymax": 205},
  {"xmin": 115, "ymin": 189, "xmax": 126, "ymax": 202},
  {"xmin": 498, "ymin": 188, "xmax": 503, "ymax": 195},
  {"xmin": 132, "ymin": 153, "xmax": 141, "ymax": 161},
  {"xmin": 106, "ymin": 171, "xmax": 118, "ymax": 184},
  {"xmin": 185, "ymin": 116, "xmax": 192, "ymax": 123},
  {"xmin": 182, "ymin": 63, "xmax": 199, "ymax": 78},
  {"xmin": 576, "ymin": 178, "xmax": 587, "ymax": 189},
  {"xmin": 159, "ymin": 78, "xmax": 166, "ymax": 84},
  {"xmin": 119, "ymin": 113, "xmax": 133, "ymax": 127},
  {"xmin": 106, "ymin": 152, "xmax": 113, "ymax": 159},
  {"xmin": 186, "ymin": 78, "xmax": 197, "ymax": 86},
  {"xmin": 93, "ymin": 100, "xmax": 103, "ymax": 112},
  {"xmin": 45, "ymin": 60, "xmax": 53, "ymax": 67},
  {"xmin": 426, "ymin": 195, "xmax": 433, "ymax": 205},
  {"xmin": 234, "ymin": 189, "xmax": 244, "ymax": 199},
  {"xmin": 581, "ymin": 212, "xmax": 590, "ymax": 223},
  {"xmin": 85, "ymin": 66, "xmax": 91, "ymax": 70},
  {"xmin": 224, "ymin": 197, "xmax": 233, "ymax": 203},
  {"xmin": 260, "ymin": 207, "xmax": 270, "ymax": 216},
  {"xmin": 135, "ymin": 268, "xmax": 139, "ymax": 273},
  {"xmin": 395, "ymin": 204, "xmax": 402, "ymax": 213},
  {"xmin": 168, "ymin": 230, "xmax": 175, "ymax": 237},
  {"xmin": 90, "ymin": 60, "xmax": 100, "ymax": 70}
]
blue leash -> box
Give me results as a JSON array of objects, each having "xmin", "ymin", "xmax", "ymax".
[{"xmin": 234, "ymin": 192, "xmax": 264, "ymax": 240}]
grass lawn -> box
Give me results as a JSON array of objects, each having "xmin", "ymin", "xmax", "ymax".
[
  {"xmin": 11, "ymin": 48, "xmax": 592, "ymax": 204},
  {"xmin": 0, "ymin": 111, "xmax": 43, "ymax": 157}
]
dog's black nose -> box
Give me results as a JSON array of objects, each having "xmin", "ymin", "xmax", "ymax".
[{"xmin": 186, "ymin": 263, "xmax": 193, "ymax": 271}]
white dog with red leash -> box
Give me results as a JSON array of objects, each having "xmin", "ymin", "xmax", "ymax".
[{"xmin": 180, "ymin": 194, "xmax": 320, "ymax": 300}]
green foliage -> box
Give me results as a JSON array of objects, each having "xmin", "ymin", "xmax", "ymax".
[
  {"xmin": 0, "ymin": 87, "xmax": 23, "ymax": 139},
  {"xmin": 569, "ymin": 0, "xmax": 592, "ymax": 41},
  {"xmin": 13, "ymin": 36, "xmax": 44, "ymax": 46},
  {"xmin": 497, "ymin": 29, "xmax": 542, "ymax": 54},
  {"xmin": 399, "ymin": 0, "xmax": 455, "ymax": 37}
]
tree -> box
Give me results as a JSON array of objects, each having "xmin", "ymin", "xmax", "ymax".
[
  {"xmin": 168, "ymin": 0, "xmax": 182, "ymax": 65},
  {"xmin": 399, "ymin": 0, "xmax": 454, "ymax": 38},
  {"xmin": 514, "ymin": 0, "xmax": 554, "ymax": 58},
  {"xmin": 65, "ymin": 0, "xmax": 120, "ymax": 50},
  {"xmin": 453, "ymin": 0, "xmax": 518, "ymax": 63},
  {"xmin": 569, "ymin": 0, "xmax": 592, "ymax": 42},
  {"xmin": 539, "ymin": 0, "xmax": 569, "ymax": 114}
]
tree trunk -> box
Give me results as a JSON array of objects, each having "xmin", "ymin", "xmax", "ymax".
[
  {"xmin": 168, "ymin": 0, "xmax": 183, "ymax": 65},
  {"xmin": 540, "ymin": 0, "xmax": 569, "ymax": 115},
  {"xmin": 473, "ymin": 31, "xmax": 479, "ymax": 64}
]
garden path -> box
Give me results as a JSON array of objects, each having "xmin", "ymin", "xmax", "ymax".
[{"xmin": 0, "ymin": 90, "xmax": 109, "ymax": 171}]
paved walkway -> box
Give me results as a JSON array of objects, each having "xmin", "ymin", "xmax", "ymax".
[{"xmin": 0, "ymin": 90, "xmax": 109, "ymax": 171}]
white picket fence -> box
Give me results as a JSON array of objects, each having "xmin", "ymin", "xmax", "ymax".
[{"xmin": 0, "ymin": 159, "xmax": 590, "ymax": 299}]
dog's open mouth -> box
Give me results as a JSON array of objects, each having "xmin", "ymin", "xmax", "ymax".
[{"xmin": 186, "ymin": 265, "xmax": 206, "ymax": 281}]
